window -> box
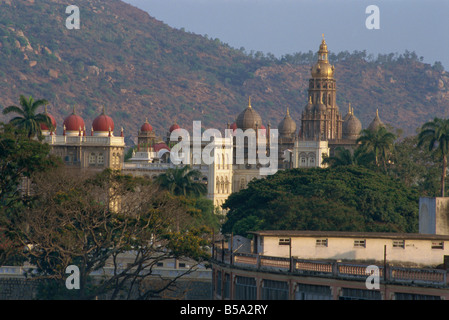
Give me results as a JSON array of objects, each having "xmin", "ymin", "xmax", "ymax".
[
  {"xmin": 393, "ymin": 240, "xmax": 405, "ymax": 248},
  {"xmin": 354, "ymin": 240, "xmax": 366, "ymax": 248},
  {"xmin": 89, "ymin": 153, "xmax": 96, "ymax": 164},
  {"xmin": 156, "ymin": 262, "xmax": 163, "ymax": 267},
  {"xmin": 316, "ymin": 239, "xmax": 328, "ymax": 247},
  {"xmin": 432, "ymin": 241, "xmax": 444, "ymax": 250},
  {"xmin": 178, "ymin": 263, "xmax": 186, "ymax": 268},
  {"xmin": 279, "ymin": 238, "xmax": 291, "ymax": 246},
  {"xmin": 97, "ymin": 153, "xmax": 104, "ymax": 164},
  {"xmin": 235, "ymin": 276, "xmax": 257, "ymax": 300},
  {"xmin": 262, "ymin": 280, "xmax": 289, "ymax": 300}
]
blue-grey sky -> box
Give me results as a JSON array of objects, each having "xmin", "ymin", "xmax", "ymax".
[{"xmin": 123, "ymin": 0, "xmax": 449, "ymax": 70}]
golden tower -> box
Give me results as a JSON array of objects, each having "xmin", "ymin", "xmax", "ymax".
[{"xmin": 301, "ymin": 36, "xmax": 343, "ymax": 141}]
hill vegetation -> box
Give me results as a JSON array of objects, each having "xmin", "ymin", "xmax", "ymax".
[{"xmin": 0, "ymin": 0, "xmax": 448, "ymax": 142}]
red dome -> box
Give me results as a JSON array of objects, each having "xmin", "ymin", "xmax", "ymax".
[
  {"xmin": 63, "ymin": 113, "xmax": 85, "ymax": 131},
  {"xmin": 169, "ymin": 123, "xmax": 180, "ymax": 133},
  {"xmin": 40, "ymin": 113, "xmax": 57, "ymax": 131},
  {"xmin": 141, "ymin": 120, "xmax": 153, "ymax": 132},
  {"xmin": 154, "ymin": 142, "xmax": 170, "ymax": 152},
  {"xmin": 92, "ymin": 113, "xmax": 114, "ymax": 132}
]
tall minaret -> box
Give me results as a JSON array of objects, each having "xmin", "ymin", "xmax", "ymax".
[{"xmin": 301, "ymin": 35, "xmax": 343, "ymax": 141}]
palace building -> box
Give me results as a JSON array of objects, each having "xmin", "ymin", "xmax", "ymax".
[
  {"xmin": 42, "ymin": 36, "xmax": 383, "ymax": 209},
  {"xmin": 42, "ymin": 106, "xmax": 125, "ymax": 171}
]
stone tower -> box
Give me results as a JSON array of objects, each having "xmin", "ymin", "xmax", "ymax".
[{"xmin": 300, "ymin": 35, "xmax": 343, "ymax": 141}]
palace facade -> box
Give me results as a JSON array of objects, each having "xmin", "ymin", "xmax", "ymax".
[{"xmin": 42, "ymin": 37, "xmax": 384, "ymax": 208}]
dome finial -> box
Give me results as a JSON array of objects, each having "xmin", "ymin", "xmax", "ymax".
[
  {"xmin": 376, "ymin": 108, "xmax": 379, "ymax": 117},
  {"xmin": 248, "ymin": 96, "xmax": 252, "ymax": 109},
  {"xmin": 286, "ymin": 107, "xmax": 290, "ymax": 116},
  {"xmin": 348, "ymin": 103, "xmax": 351, "ymax": 115},
  {"xmin": 72, "ymin": 105, "xmax": 76, "ymax": 115},
  {"xmin": 102, "ymin": 105, "xmax": 106, "ymax": 114}
]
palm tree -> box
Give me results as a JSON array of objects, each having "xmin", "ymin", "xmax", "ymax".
[
  {"xmin": 356, "ymin": 126, "xmax": 396, "ymax": 171},
  {"xmin": 156, "ymin": 165, "xmax": 207, "ymax": 198},
  {"xmin": 322, "ymin": 146, "xmax": 375, "ymax": 167},
  {"xmin": 417, "ymin": 117, "xmax": 449, "ymax": 197},
  {"xmin": 2, "ymin": 95, "xmax": 52, "ymax": 139}
]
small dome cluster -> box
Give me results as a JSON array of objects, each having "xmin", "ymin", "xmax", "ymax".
[{"xmin": 42, "ymin": 106, "xmax": 122, "ymax": 137}]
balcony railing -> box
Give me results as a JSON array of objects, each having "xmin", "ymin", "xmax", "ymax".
[{"xmin": 214, "ymin": 249, "xmax": 448, "ymax": 286}]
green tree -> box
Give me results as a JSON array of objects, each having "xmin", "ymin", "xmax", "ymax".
[
  {"xmin": 2, "ymin": 95, "xmax": 52, "ymax": 139},
  {"xmin": 388, "ymin": 135, "xmax": 441, "ymax": 196},
  {"xmin": 156, "ymin": 165, "xmax": 207, "ymax": 198},
  {"xmin": 417, "ymin": 117, "xmax": 449, "ymax": 197},
  {"xmin": 0, "ymin": 123, "xmax": 60, "ymax": 209},
  {"xmin": 222, "ymin": 167, "xmax": 419, "ymax": 237},
  {"xmin": 0, "ymin": 123, "xmax": 60, "ymax": 265},
  {"xmin": 356, "ymin": 126, "xmax": 396, "ymax": 170}
]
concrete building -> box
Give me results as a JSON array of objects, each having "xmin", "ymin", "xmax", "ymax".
[{"xmin": 211, "ymin": 230, "xmax": 449, "ymax": 300}]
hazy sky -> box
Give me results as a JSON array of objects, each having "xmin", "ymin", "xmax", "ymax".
[{"xmin": 123, "ymin": 0, "xmax": 449, "ymax": 70}]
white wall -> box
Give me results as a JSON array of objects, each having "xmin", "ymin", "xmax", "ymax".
[{"xmin": 259, "ymin": 235, "xmax": 449, "ymax": 267}]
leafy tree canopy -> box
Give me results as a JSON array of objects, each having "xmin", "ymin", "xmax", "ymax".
[{"xmin": 222, "ymin": 166, "xmax": 419, "ymax": 237}]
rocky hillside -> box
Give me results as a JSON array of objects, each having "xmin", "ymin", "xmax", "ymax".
[{"xmin": 0, "ymin": 0, "xmax": 448, "ymax": 144}]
